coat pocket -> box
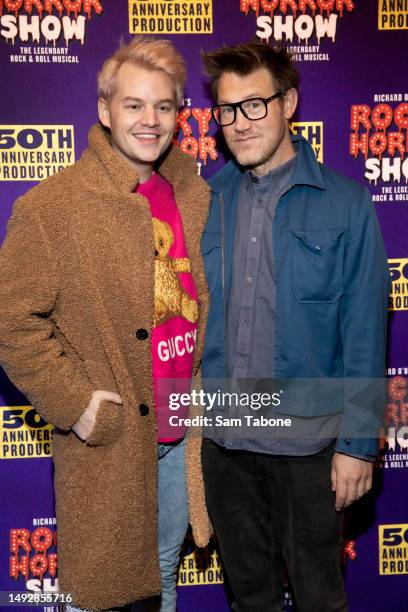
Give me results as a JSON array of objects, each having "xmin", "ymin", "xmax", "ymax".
[
  {"xmin": 86, "ymin": 399, "xmax": 123, "ymax": 446},
  {"xmin": 82, "ymin": 359, "xmax": 123, "ymax": 446},
  {"xmin": 291, "ymin": 228, "xmax": 345, "ymax": 303}
]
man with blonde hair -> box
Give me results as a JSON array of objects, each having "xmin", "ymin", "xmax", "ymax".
[{"xmin": 0, "ymin": 37, "xmax": 210, "ymax": 612}]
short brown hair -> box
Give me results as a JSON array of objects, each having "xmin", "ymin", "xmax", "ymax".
[
  {"xmin": 98, "ymin": 37, "xmax": 186, "ymax": 105},
  {"xmin": 203, "ymin": 42, "xmax": 299, "ymax": 100}
]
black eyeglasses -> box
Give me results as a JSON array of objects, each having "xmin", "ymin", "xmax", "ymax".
[{"xmin": 212, "ymin": 92, "xmax": 283, "ymax": 127}]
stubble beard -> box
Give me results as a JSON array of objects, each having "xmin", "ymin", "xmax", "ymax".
[{"xmin": 239, "ymin": 128, "xmax": 287, "ymax": 174}]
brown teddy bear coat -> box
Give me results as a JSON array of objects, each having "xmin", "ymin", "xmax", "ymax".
[{"xmin": 0, "ymin": 124, "xmax": 211, "ymax": 609}]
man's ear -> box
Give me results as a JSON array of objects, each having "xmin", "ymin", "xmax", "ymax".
[
  {"xmin": 283, "ymin": 88, "xmax": 298, "ymax": 121},
  {"xmin": 98, "ymin": 97, "xmax": 111, "ymax": 129}
]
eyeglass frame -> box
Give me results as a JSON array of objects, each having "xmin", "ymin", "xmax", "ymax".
[{"xmin": 211, "ymin": 91, "xmax": 284, "ymax": 127}]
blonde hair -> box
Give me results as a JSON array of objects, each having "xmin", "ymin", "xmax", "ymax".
[{"xmin": 98, "ymin": 37, "xmax": 186, "ymax": 105}]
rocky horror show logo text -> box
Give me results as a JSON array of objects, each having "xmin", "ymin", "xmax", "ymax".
[
  {"xmin": 0, "ymin": 0, "xmax": 103, "ymax": 45},
  {"xmin": 176, "ymin": 101, "xmax": 218, "ymax": 174},
  {"xmin": 384, "ymin": 376, "xmax": 408, "ymax": 454},
  {"xmin": 350, "ymin": 101, "xmax": 408, "ymax": 184},
  {"xmin": 9, "ymin": 527, "xmax": 59, "ymax": 591},
  {"xmin": 377, "ymin": 374, "xmax": 408, "ymax": 470},
  {"xmin": 240, "ymin": 0, "xmax": 355, "ymax": 44}
]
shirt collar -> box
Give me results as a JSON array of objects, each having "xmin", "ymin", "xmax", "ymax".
[
  {"xmin": 245, "ymin": 153, "xmax": 297, "ymax": 193},
  {"xmin": 209, "ymin": 133, "xmax": 326, "ymax": 194}
]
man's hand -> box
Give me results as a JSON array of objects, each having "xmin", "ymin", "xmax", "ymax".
[
  {"xmin": 331, "ymin": 452, "xmax": 373, "ymax": 512},
  {"xmin": 72, "ymin": 390, "xmax": 122, "ymax": 441}
]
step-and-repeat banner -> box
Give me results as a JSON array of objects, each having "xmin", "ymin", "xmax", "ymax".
[{"xmin": 0, "ymin": 1, "xmax": 407, "ymax": 611}]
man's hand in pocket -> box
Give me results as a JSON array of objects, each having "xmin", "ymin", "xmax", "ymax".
[{"xmin": 72, "ymin": 390, "xmax": 123, "ymax": 441}]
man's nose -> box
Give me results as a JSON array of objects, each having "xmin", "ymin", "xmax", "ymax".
[
  {"xmin": 140, "ymin": 106, "xmax": 159, "ymax": 126},
  {"xmin": 233, "ymin": 106, "xmax": 252, "ymax": 131}
]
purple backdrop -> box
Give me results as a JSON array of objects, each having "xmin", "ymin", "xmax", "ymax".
[{"xmin": 1, "ymin": 1, "xmax": 408, "ymax": 610}]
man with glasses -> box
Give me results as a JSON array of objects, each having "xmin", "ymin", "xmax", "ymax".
[{"xmin": 200, "ymin": 43, "xmax": 390, "ymax": 611}]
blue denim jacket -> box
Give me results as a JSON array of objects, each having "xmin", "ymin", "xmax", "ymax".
[{"xmin": 201, "ymin": 135, "xmax": 390, "ymax": 459}]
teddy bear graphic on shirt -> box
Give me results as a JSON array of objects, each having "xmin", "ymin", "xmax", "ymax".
[{"xmin": 152, "ymin": 217, "xmax": 198, "ymax": 327}]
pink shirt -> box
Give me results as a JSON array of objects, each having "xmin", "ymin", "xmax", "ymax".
[{"xmin": 137, "ymin": 172, "xmax": 198, "ymax": 442}]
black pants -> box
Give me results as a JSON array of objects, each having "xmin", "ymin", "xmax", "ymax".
[{"xmin": 202, "ymin": 440, "xmax": 348, "ymax": 612}]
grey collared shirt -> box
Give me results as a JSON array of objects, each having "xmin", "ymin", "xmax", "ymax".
[{"xmin": 226, "ymin": 155, "xmax": 340, "ymax": 455}]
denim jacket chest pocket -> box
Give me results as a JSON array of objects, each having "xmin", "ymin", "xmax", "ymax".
[
  {"xmin": 291, "ymin": 227, "xmax": 345, "ymax": 303},
  {"xmin": 201, "ymin": 231, "xmax": 222, "ymax": 296}
]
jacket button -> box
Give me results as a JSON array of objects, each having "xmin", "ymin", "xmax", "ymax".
[
  {"xmin": 136, "ymin": 328, "xmax": 148, "ymax": 340},
  {"xmin": 139, "ymin": 404, "xmax": 149, "ymax": 416}
]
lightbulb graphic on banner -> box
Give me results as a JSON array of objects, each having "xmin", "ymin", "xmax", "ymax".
[
  {"xmin": 349, "ymin": 95, "xmax": 408, "ymax": 203},
  {"xmin": 8, "ymin": 522, "xmax": 59, "ymax": 594},
  {"xmin": 176, "ymin": 99, "xmax": 218, "ymax": 175}
]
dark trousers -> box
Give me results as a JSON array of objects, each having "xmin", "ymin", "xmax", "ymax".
[{"xmin": 202, "ymin": 439, "xmax": 348, "ymax": 612}]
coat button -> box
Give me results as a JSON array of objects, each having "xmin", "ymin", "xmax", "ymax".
[
  {"xmin": 344, "ymin": 438, "xmax": 351, "ymax": 445},
  {"xmin": 139, "ymin": 404, "xmax": 149, "ymax": 416},
  {"xmin": 136, "ymin": 328, "xmax": 148, "ymax": 340}
]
